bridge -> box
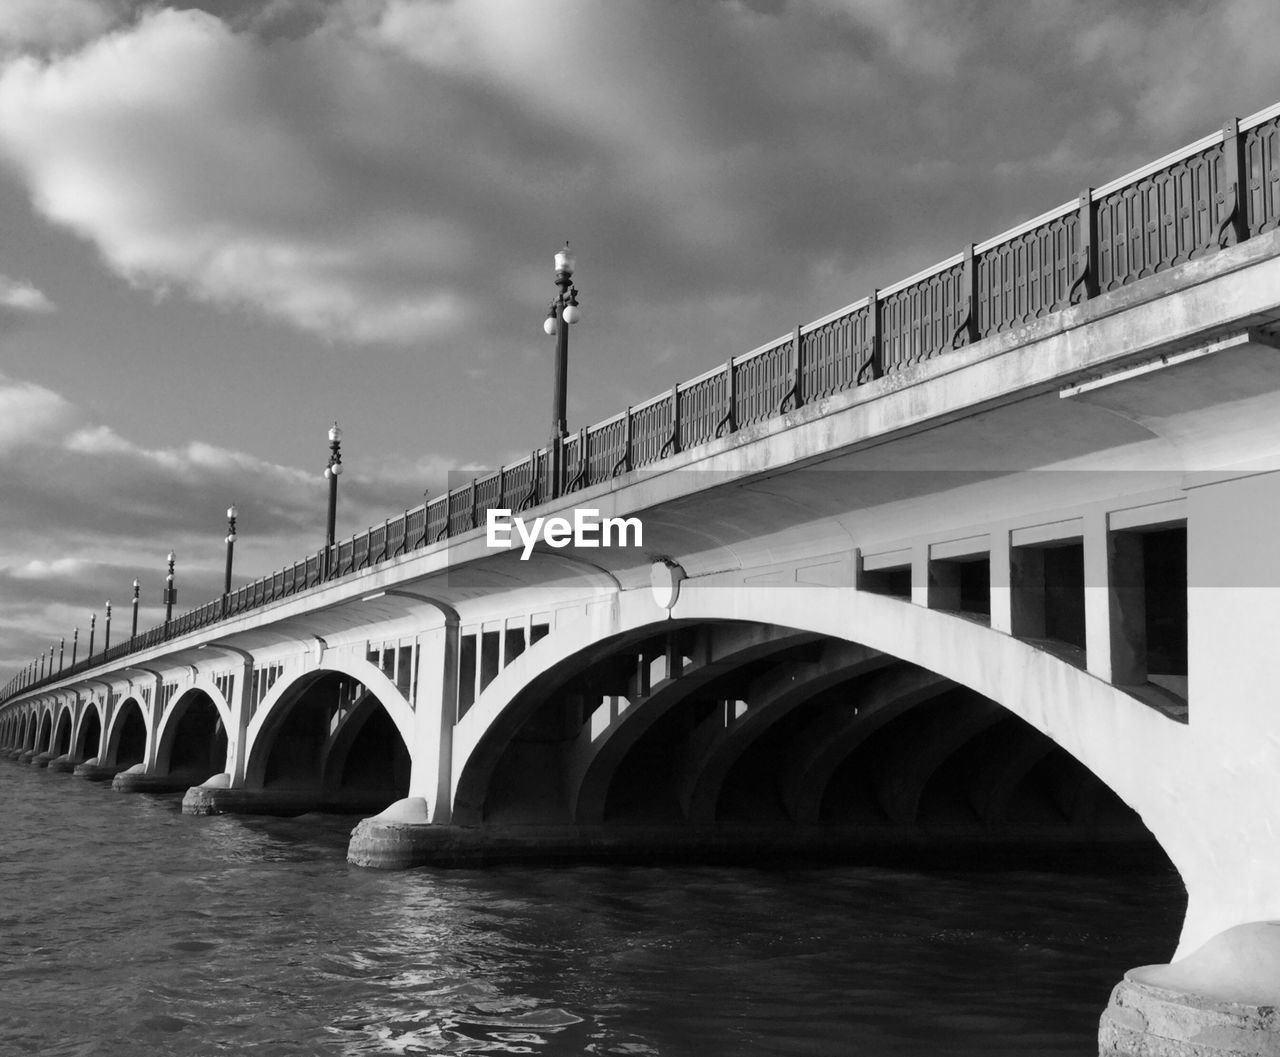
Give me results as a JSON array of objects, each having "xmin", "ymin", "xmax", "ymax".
[{"xmin": 6, "ymin": 105, "xmax": 1280, "ymax": 1053}]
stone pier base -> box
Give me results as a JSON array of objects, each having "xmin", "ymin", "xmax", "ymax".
[
  {"xmin": 46, "ymin": 755, "xmax": 79, "ymax": 773},
  {"xmin": 1099, "ymin": 922, "xmax": 1280, "ymax": 1056},
  {"xmin": 181, "ymin": 776, "xmax": 398, "ymax": 817},
  {"xmin": 112, "ymin": 765, "xmax": 197, "ymax": 794},
  {"xmin": 30, "ymin": 751, "xmax": 57, "ymax": 768},
  {"xmin": 17, "ymin": 750, "xmax": 36, "ymax": 763},
  {"xmin": 346, "ymin": 807, "xmax": 1153, "ymax": 871},
  {"xmin": 73, "ymin": 758, "xmax": 125, "ymax": 782}
]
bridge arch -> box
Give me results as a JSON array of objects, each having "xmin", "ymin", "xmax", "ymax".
[
  {"xmin": 451, "ymin": 582, "xmax": 1185, "ymax": 857},
  {"xmin": 71, "ymin": 698, "xmax": 103, "ymax": 762},
  {"xmin": 33, "ymin": 708, "xmax": 52, "ymax": 753},
  {"xmin": 102, "ymin": 696, "xmax": 148, "ymax": 769},
  {"xmin": 154, "ymin": 685, "xmax": 230, "ymax": 782},
  {"xmin": 51, "ymin": 703, "xmax": 74, "ymax": 758},
  {"xmin": 243, "ymin": 658, "xmax": 414, "ymax": 805}
]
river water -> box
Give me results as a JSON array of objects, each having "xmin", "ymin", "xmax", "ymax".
[{"xmin": 0, "ymin": 762, "xmax": 1184, "ymax": 1056}]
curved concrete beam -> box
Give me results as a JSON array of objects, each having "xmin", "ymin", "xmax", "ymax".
[
  {"xmin": 781, "ymin": 665, "xmax": 954, "ymax": 823},
  {"xmin": 243, "ymin": 656, "xmax": 414, "ymax": 791},
  {"xmin": 567, "ymin": 623, "xmax": 818, "ymax": 825},
  {"xmin": 678, "ymin": 640, "xmax": 889, "ymax": 823}
]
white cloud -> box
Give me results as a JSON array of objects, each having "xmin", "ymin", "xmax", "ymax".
[
  {"xmin": 7, "ymin": 557, "xmax": 93, "ymax": 581},
  {"xmin": 0, "ymin": 0, "xmax": 123, "ymax": 56},
  {"xmin": 0, "ymin": 274, "xmax": 55, "ymax": 315},
  {"xmin": 0, "ymin": 373, "xmax": 76, "ymax": 452}
]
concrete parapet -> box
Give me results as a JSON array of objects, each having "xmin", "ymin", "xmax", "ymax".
[{"xmin": 1099, "ymin": 922, "xmax": 1280, "ymax": 1056}]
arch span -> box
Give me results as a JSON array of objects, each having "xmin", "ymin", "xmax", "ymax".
[
  {"xmin": 243, "ymin": 658, "xmax": 414, "ymax": 801},
  {"xmin": 154, "ymin": 687, "xmax": 229, "ymax": 781},
  {"xmin": 103, "ymin": 697, "xmax": 148, "ymax": 769},
  {"xmin": 449, "ymin": 581, "xmax": 1207, "ymax": 942}
]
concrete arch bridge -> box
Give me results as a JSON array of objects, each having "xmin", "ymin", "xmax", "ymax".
[{"xmin": 7, "ymin": 106, "xmax": 1280, "ymax": 1052}]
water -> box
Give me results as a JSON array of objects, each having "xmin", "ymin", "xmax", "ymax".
[{"xmin": 0, "ymin": 763, "xmax": 1184, "ymax": 1056}]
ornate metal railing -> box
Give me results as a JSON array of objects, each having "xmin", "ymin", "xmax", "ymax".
[{"xmin": 5, "ymin": 104, "xmax": 1280, "ymax": 704}]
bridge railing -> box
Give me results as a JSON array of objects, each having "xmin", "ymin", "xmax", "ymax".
[{"xmin": 5, "ymin": 104, "xmax": 1280, "ymax": 704}]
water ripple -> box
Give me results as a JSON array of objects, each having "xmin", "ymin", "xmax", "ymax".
[{"xmin": 0, "ymin": 762, "xmax": 1184, "ymax": 1055}]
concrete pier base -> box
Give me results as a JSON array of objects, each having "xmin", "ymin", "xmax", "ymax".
[
  {"xmin": 17, "ymin": 750, "xmax": 36, "ymax": 763},
  {"xmin": 73, "ymin": 758, "xmax": 125, "ymax": 782},
  {"xmin": 30, "ymin": 751, "xmax": 57, "ymax": 768},
  {"xmin": 346, "ymin": 809, "xmax": 1161, "ymax": 871},
  {"xmin": 46, "ymin": 754, "xmax": 79, "ymax": 773},
  {"xmin": 111, "ymin": 764, "xmax": 198, "ymax": 794},
  {"xmin": 181, "ymin": 776, "xmax": 399, "ymax": 817},
  {"xmin": 1099, "ymin": 922, "xmax": 1280, "ymax": 1056}
]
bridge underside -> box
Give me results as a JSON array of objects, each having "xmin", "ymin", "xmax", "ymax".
[{"xmin": 353, "ymin": 619, "xmax": 1168, "ymax": 873}]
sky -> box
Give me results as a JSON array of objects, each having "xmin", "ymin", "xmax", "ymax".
[{"xmin": 0, "ymin": 0, "xmax": 1278, "ymax": 680}]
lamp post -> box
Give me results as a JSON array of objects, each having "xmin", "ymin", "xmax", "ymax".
[
  {"xmin": 88, "ymin": 613, "xmax": 96, "ymax": 659},
  {"xmin": 71, "ymin": 627, "xmax": 78, "ymax": 666},
  {"xmin": 224, "ymin": 505, "xmax": 238, "ymax": 596},
  {"xmin": 58, "ymin": 637, "xmax": 64, "ymax": 673},
  {"xmin": 131, "ymin": 580, "xmax": 140, "ymax": 640},
  {"xmin": 48, "ymin": 645, "xmax": 54, "ymax": 676},
  {"xmin": 163, "ymin": 552, "xmax": 176, "ymax": 631},
  {"xmin": 324, "ymin": 424, "xmax": 343, "ymax": 577},
  {"xmin": 543, "ymin": 243, "xmax": 582, "ymax": 497},
  {"xmin": 543, "ymin": 242, "xmax": 582, "ymax": 439},
  {"xmin": 104, "ymin": 600, "xmax": 112, "ymax": 652}
]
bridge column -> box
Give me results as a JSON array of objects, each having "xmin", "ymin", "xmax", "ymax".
[
  {"xmin": 225, "ymin": 657, "xmax": 255, "ymax": 788},
  {"xmin": 407, "ymin": 621, "xmax": 459, "ymax": 821},
  {"xmin": 1101, "ymin": 472, "xmax": 1280, "ymax": 1054},
  {"xmin": 347, "ymin": 619, "xmax": 459, "ymax": 866}
]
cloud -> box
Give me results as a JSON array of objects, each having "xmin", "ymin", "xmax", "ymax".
[
  {"xmin": 0, "ymin": 0, "xmax": 1275, "ymax": 364},
  {"xmin": 0, "ymin": 0, "xmax": 125, "ymax": 56},
  {"xmin": 0, "ymin": 273, "xmax": 54, "ymax": 313},
  {"xmin": 0, "ymin": 367, "xmax": 465, "ymax": 673},
  {"xmin": 0, "ymin": 372, "xmax": 76, "ymax": 452}
]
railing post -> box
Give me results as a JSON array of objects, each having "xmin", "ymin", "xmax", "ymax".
[
  {"xmin": 716, "ymin": 359, "xmax": 737, "ymax": 438},
  {"xmin": 660, "ymin": 386, "xmax": 681, "ymax": 458},
  {"xmin": 1069, "ymin": 188, "xmax": 1098, "ymax": 303},
  {"xmin": 952, "ymin": 245, "xmax": 980, "ymax": 348},
  {"xmin": 780, "ymin": 325, "xmax": 804, "ymax": 412},
  {"xmin": 1219, "ymin": 117, "xmax": 1248, "ymax": 247},
  {"xmin": 860, "ymin": 289, "xmax": 882, "ymax": 382}
]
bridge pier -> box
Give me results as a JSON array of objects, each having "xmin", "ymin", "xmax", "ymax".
[
  {"xmin": 111, "ymin": 763, "xmax": 197, "ymax": 794},
  {"xmin": 1099, "ymin": 922, "xmax": 1280, "ymax": 1056},
  {"xmin": 72, "ymin": 757, "xmax": 126, "ymax": 781}
]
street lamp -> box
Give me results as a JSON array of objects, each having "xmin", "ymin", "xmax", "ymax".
[
  {"xmin": 164, "ymin": 551, "xmax": 176, "ymax": 629},
  {"xmin": 224, "ymin": 505, "xmax": 238, "ymax": 596},
  {"xmin": 88, "ymin": 613, "xmax": 96, "ymax": 658},
  {"xmin": 58, "ymin": 637, "xmax": 65, "ymax": 672},
  {"xmin": 71, "ymin": 627, "xmax": 78, "ymax": 666},
  {"xmin": 543, "ymin": 242, "xmax": 582, "ymax": 442},
  {"xmin": 131, "ymin": 580, "xmax": 140, "ymax": 640},
  {"xmin": 543, "ymin": 243, "xmax": 582, "ymax": 497},
  {"xmin": 324, "ymin": 424, "xmax": 343, "ymax": 576},
  {"xmin": 104, "ymin": 600, "xmax": 112, "ymax": 652}
]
